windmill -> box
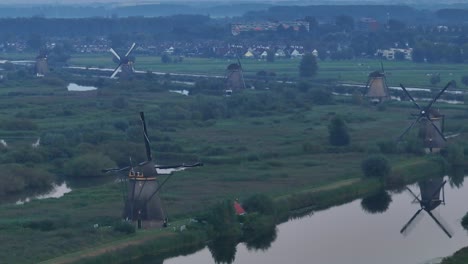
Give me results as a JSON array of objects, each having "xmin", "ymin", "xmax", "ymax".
[
  {"xmin": 364, "ymin": 61, "xmax": 390, "ymax": 103},
  {"xmin": 398, "ymin": 81, "xmax": 453, "ymax": 152},
  {"xmin": 35, "ymin": 49, "xmax": 49, "ymax": 77},
  {"xmin": 110, "ymin": 43, "xmax": 136, "ymax": 79},
  {"xmin": 103, "ymin": 112, "xmax": 202, "ymax": 228},
  {"xmin": 400, "ymin": 178, "xmax": 452, "ymax": 238},
  {"xmin": 225, "ymin": 56, "xmax": 246, "ymax": 95}
]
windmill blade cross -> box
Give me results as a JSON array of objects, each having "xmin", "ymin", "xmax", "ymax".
[
  {"xmin": 145, "ymin": 173, "xmax": 174, "ymax": 204},
  {"xmin": 427, "ymin": 119, "xmax": 447, "ymax": 142},
  {"xmin": 400, "ymin": 208, "xmax": 424, "ymax": 235},
  {"xmin": 430, "ymin": 180, "xmax": 447, "ymax": 200},
  {"xmin": 140, "ymin": 112, "xmax": 152, "ymax": 161},
  {"xmin": 236, "ymin": 56, "xmax": 242, "ymax": 69},
  {"xmin": 427, "ymin": 210, "xmax": 452, "ymax": 238},
  {"xmin": 400, "ymin": 84, "xmax": 422, "ymax": 110},
  {"xmin": 125, "ymin": 42, "xmax": 136, "ymax": 57},
  {"xmin": 426, "ymin": 81, "xmax": 452, "ymax": 111},
  {"xmin": 406, "ymin": 186, "xmax": 422, "ymax": 203},
  {"xmin": 155, "ymin": 162, "xmax": 203, "ymax": 169},
  {"xmin": 398, "ymin": 116, "xmax": 422, "ymax": 141},
  {"xmin": 110, "ymin": 48, "xmax": 121, "ymax": 61},
  {"xmin": 102, "ymin": 165, "xmax": 130, "ymax": 173},
  {"xmin": 111, "ymin": 64, "xmax": 122, "ymax": 79}
]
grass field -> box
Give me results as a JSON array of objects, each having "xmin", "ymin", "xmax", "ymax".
[
  {"xmin": 64, "ymin": 54, "xmax": 468, "ymax": 88},
  {"xmin": 1, "ymin": 52, "xmax": 466, "ymax": 88},
  {"xmin": 0, "ymin": 61, "xmax": 465, "ymax": 262}
]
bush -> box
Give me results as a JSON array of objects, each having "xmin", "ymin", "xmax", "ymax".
[
  {"xmin": 445, "ymin": 144, "xmax": 465, "ymax": 166},
  {"xmin": 462, "ymin": 212, "xmax": 468, "ymax": 231},
  {"xmin": 24, "ymin": 219, "xmax": 56, "ymax": 231},
  {"xmin": 205, "ymin": 200, "xmax": 241, "ymax": 237},
  {"xmin": 377, "ymin": 140, "xmax": 398, "ymax": 154},
  {"xmin": 360, "ymin": 189, "xmax": 392, "ymax": 214},
  {"xmin": 242, "ymin": 194, "xmax": 275, "ymax": 216},
  {"xmin": 0, "ymin": 164, "xmax": 54, "ymax": 195},
  {"xmin": 328, "ymin": 115, "xmax": 350, "ymax": 146},
  {"xmin": 63, "ymin": 153, "xmax": 116, "ymax": 178},
  {"xmin": 113, "ymin": 221, "xmax": 136, "ymax": 234},
  {"xmin": 361, "ymin": 154, "xmax": 391, "ymax": 179}
]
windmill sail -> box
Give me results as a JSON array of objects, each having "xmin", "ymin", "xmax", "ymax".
[
  {"xmin": 398, "ymin": 81, "xmax": 453, "ymax": 147},
  {"xmin": 102, "ymin": 112, "xmax": 203, "ymax": 228},
  {"xmin": 110, "ymin": 42, "xmax": 136, "ymax": 79}
]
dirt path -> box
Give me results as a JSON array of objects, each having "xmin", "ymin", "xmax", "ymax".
[{"xmin": 40, "ymin": 231, "xmax": 174, "ymax": 264}]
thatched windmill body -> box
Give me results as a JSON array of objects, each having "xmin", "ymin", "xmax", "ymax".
[
  {"xmin": 35, "ymin": 50, "xmax": 49, "ymax": 77},
  {"xmin": 400, "ymin": 178, "xmax": 451, "ymax": 238},
  {"xmin": 398, "ymin": 81, "xmax": 453, "ymax": 152},
  {"xmin": 110, "ymin": 43, "xmax": 136, "ymax": 79},
  {"xmin": 225, "ymin": 57, "xmax": 246, "ymax": 94},
  {"xmin": 364, "ymin": 62, "xmax": 390, "ymax": 103},
  {"xmin": 103, "ymin": 112, "xmax": 202, "ymax": 228}
]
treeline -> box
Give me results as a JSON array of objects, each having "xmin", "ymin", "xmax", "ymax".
[
  {"xmin": 0, "ymin": 3, "xmax": 270, "ymax": 18},
  {"xmin": 244, "ymin": 5, "xmax": 428, "ymax": 24},
  {"xmin": 0, "ymin": 15, "xmax": 222, "ymax": 38}
]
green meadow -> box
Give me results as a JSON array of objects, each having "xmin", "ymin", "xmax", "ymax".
[{"xmin": 0, "ymin": 57, "xmax": 465, "ymax": 263}]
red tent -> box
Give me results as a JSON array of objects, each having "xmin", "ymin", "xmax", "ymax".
[{"xmin": 234, "ymin": 201, "xmax": 246, "ymax": 215}]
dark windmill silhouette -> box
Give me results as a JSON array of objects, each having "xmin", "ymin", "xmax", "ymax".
[
  {"xmin": 110, "ymin": 42, "xmax": 136, "ymax": 79},
  {"xmin": 400, "ymin": 178, "xmax": 452, "ymax": 238},
  {"xmin": 35, "ymin": 49, "xmax": 49, "ymax": 77},
  {"xmin": 103, "ymin": 112, "xmax": 202, "ymax": 228},
  {"xmin": 398, "ymin": 81, "xmax": 453, "ymax": 152},
  {"xmin": 364, "ymin": 62, "xmax": 390, "ymax": 104},
  {"xmin": 225, "ymin": 57, "xmax": 246, "ymax": 95}
]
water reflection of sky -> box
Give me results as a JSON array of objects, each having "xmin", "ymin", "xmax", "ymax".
[
  {"xmin": 67, "ymin": 83, "xmax": 97, "ymax": 91},
  {"xmin": 15, "ymin": 183, "xmax": 72, "ymax": 205},
  {"xmin": 164, "ymin": 176, "xmax": 468, "ymax": 264}
]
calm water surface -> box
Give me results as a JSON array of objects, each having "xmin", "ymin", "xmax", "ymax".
[{"xmin": 163, "ymin": 176, "xmax": 468, "ymax": 264}]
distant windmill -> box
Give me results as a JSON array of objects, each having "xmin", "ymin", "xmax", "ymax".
[
  {"xmin": 400, "ymin": 178, "xmax": 452, "ymax": 238},
  {"xmin": 103, "ymin": 112, "xmax": 202, "ymax": 228},
  {"xmin": 364, "ymin": 62, "xmax": 390, "ymax": 103},
  {"xmin": 110, "ymin": 43, "xmax": 136, "ymax": 79},
  {"xmin": 35, "ymin": 49, "xmax": 49, "ymax": 77},
  {"xmin": 225, "ymin": 57, "xmax": 246, "ymax": 94},
  {"xmin": 398, "ymin": 81, "xmax": 453, "ymax": 152}
]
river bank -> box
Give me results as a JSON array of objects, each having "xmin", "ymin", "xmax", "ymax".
[{"xmin": 40, "ymin": 156, "xmax": 451, "ymax": 264}]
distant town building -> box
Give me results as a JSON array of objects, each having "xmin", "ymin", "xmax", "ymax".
[
  {"xmin": 231, "ymin": 21, "xmax": 309, "ymax": 36},
  {"xmin": 376, "ymin": 48, "xmax": 413, "ymax": 60},
  {"xmin": 357, "ymin": 18, "xmax": 379, "ymax": 32}
]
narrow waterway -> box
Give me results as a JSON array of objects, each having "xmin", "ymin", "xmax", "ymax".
[{"xmin": 162, "ymin": 176, "xmax": 468, "ymax": 264}]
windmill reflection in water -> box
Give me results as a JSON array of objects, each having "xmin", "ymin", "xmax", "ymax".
[{"xmin": 400, "ymin": 177, "xmax": 452, "ymax": 238}]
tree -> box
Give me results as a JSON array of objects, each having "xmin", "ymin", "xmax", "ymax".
[
  {"xmin": 430, "ymin": 74, "xmax": 441, "ymax": 85},
  {"xmin": 335, "ymin": 15, "xmax": 354, "ymax": 32},
  {"xmin": 461, "ymin": 75, "xmax": 468, "ymax": 87},
  {"xmin": 361, "ymin": 154, "xmax": 391, "ymax": 179},
  {"xmin": 161, "ymin": 53, "xmax": 172, "ymax": 64},
  {"xmin": 26, "ymin": 34, "xmax": 43, "ymax": 51},
  {"xmin": 299, "ymin": 53, "xmax": 318, "ymax": 78},
  {"xmin": 328, "ymin": 115, "xmax": 350, "ymax": 146},
  {"xmin": 266, "ymin": 49, "xmax": 275, "ymax": 62},
  {"xmin": 63, "ymin": 153, "xmax": 116, "ymax": 178},
  {"xmin": 462, "ymin": 212, "xmax": 468, "ymax": 231},
  {"xmin": 361, "ymin": 189, "xmax": 392, "ymax": 214}
]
